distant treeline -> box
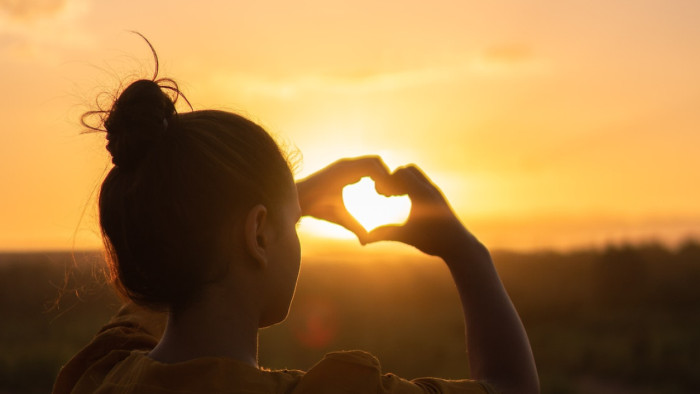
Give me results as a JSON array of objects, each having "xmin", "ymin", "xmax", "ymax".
[
  {"xmin": 1, "ymin": 240, "xmax": 699, "ymax": 393},
  {"xmin": 492, "ymin": 240, "xmax": 700, "ymax": 392},
  {"xmin": 493, "ymin": 239, "xmax": 700, "ymax": 317}
]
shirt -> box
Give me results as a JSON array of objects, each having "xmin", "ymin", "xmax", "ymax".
[{"xmin": 53, "ymin": 303, "xmax": 496, "ymax": 394}]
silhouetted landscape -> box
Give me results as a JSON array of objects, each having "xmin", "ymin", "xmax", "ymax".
[{"xmin": 1, "ymin": 241, "xmax": 699, "ymax": 393}]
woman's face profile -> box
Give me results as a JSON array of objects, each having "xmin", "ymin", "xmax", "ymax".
[{"xmin": 258, "ymin": 179, "xmax": 302, "ymax": 327}]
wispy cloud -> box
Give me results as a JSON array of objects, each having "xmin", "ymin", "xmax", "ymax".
[
  {"xmin": 209, "ymin": 65, "xmax": 468, "ymax": 99},
  {"xmin": 481, "ymin": 43, "xmax": 534, "ymax": 64},
  {"xmin": 470, "ymin": 43, "xmax": 547, "ymax": 76},
  {"xmin": 0, "ymin": 0, "xmax": 68, "ymax": 21},
  {"xmin": 207, "ymin": 46, "xmax": 547, "ymax": 100},
  {"xmin": 0, "ymin": 0, "xmax": 92, "ymax": 61}
]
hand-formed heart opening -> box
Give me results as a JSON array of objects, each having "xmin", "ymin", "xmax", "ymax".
[{"xmin": 342, "ymin": 177, "xmax": 411, "ymax": 232}]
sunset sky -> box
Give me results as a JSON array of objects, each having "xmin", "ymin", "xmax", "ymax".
[{"xmin": 1, "ymin": 0, "xmax": 699, "ymax": 252}]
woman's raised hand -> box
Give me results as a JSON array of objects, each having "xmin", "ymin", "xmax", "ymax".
[
  {"xmin": 296, "ymin": 156, "xmax": 391, "ymax": 244},
  {"xmin": 298, "ymin": 157, "xmax": 479, "ymax": 258},
  {"xmin": 366, "ymin": 165, "xmax": 479, "ymax": 259},
  {"xmin": 300, "ymin": 159, "xmax": 539, "ymax": 394}
]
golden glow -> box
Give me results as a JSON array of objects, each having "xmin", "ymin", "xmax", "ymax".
[
  {"xmin": 1, "ymin": 1, "xmax": 700, "ymax": 251},
  {"xmin": 298, "ymin": 217, "xmax": 355, "ymax": 240},
  {"xmin": 342, "ymin": 177, "xmax": 411, "ymax": 232}
]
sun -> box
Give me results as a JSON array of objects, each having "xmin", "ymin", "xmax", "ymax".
[{"xmin": 342, "ymin": 177, "xmax": 411, "ymax": 232}]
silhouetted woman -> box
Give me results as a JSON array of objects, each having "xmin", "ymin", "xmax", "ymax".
[{"xmin": 53, "ymin": 53, "xmax": 538, "ymax": 394}]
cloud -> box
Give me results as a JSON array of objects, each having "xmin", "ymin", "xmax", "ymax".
[
  {"xmin": 203, "ymin": 43, "xmax": 545, "ymax": 100},
  {"xmin": 207, "ymin": 64, "xmax": 473, "ymax": 100},
  {"xmin": 0, "ymin": 0, "xmax": 68, "ymax": 21},
  {"xmin": 0, "ymin": 0, "xmax": 92, "ymax": 61},
  {"xmin": 209, "ymin": 54, "xmax": 549, "ymax": 101},
  {"xmin": 481, "ymin": 43, "xmax": 534, "ymax": 64},
  {"xmin": 469, "ymin": 43, "xmax": 549, "ymax": 76}
]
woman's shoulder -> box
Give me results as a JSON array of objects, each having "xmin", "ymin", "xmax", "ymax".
[
  {"xmin": 297, "ymin": 350, "xmax": 496, "ymax": 394},
  {"xmin": 66, "ymin": 350, "xmax": 301, "ymax": 393},
  {"xmin": 52, "ymin": 303, "xmax": 164, "ymax": 394},
  {"xmin": 93, "ymin": 348, "xmax": 312, "ymax": 391}
]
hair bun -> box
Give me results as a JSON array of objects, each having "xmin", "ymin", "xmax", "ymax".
[{"xmin": 104, "ymin": 79, "xmax": 176, "ymax": 170}]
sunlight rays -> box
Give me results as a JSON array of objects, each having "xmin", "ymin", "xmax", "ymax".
[{"xmin": 342, "ymin": 177, "xmax": 411, "ymax": 232}]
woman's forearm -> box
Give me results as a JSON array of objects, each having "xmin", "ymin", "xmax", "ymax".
[
  {"xmin": 298, "ymin": 160, "xmax": 539, "ymax": 392},
  {"xmin": 443, "ymin": 238, "xmax": 539, "ymax": 394}
]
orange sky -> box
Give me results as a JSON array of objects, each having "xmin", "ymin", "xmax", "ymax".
[{"xmin": 1, "ymin": 0, "xmax": 699, "ymax": 251}]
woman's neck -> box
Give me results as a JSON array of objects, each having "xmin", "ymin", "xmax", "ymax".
[{"xmin": 148, "ymin": 291, "xmax": 261, "ymax": 368}]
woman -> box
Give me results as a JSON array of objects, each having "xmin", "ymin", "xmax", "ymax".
[{"xmin": 53, "ymin": 66, "xmax": 538, "ymax": 393}]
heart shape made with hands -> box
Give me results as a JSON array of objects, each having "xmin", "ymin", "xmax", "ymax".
[{"xmin": 342, "ymin": 177, "xmax": 411, "ymax": 232}]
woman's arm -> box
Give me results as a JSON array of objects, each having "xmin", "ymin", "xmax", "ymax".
[
  {"xmin": 366, "ymin": 165, "xmax": 539, "ymax": 394},
  {"xmin": 296, "ymin": 157, "xmax": 539, "ymax": 393}
]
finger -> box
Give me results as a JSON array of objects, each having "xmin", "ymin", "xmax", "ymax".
[
  {"xmin": 403, "ymin": 165, "xmax": 447, "ymax": 201},
  {"xmin": 391, "ymin": 165, "xmax": 448, "ymax": 203},
  {"xmin": 334, "ymin": 156, "xmax": 392, "ymax": 185},
  {"xmin": 374, "ymin": 172, "xmax": 403, "ymax": 196},
  {"xmin": 404, "ymin": 165, "xmax": 433, "ymax": 186},
  {"xmin": 375, "ymin": 165, "xmax": 423, "ymax": 196},
  {"xmin": 364, "ymin": 224, "xmax": 404, "ymax": 244}
]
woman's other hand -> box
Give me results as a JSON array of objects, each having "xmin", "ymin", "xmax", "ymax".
[
  {"xmin": 365, "ymin": 165, "xmax": 481, "ymax": 259},
  {"xmin": 296, "ymin": 156, "xmax": 391, "ymax": 244}
]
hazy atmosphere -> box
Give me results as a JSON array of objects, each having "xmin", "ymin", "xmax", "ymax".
[
  {"xmin": 3, "ymin": 3, "xmax": 700, "ymax": 393},
  {"xmin": 2, "ymin": 0, "xmax": 700, "ymax": 251}
]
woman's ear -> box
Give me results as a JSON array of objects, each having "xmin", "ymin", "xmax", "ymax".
[{"xmin": 244, "ymin": 204, "xmax": 269, "ymax": 268}]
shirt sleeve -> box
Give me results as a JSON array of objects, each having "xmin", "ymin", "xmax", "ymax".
[
  {"xmin": 52, "ymin": 302, "xmax": 166, "ymax": 394},
  {"xmin": 293, "ymin": 350, "xmax": 497, "ymax": 394}
]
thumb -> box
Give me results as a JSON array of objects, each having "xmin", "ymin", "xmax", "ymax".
[{"xmin": 365, "ymin": 224, "xmax": 404, "ymax": 244}]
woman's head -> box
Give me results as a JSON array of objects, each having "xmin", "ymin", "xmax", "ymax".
[{"xmin": 94, "ymin": 78, "xmax": 296, "ymax": 311}]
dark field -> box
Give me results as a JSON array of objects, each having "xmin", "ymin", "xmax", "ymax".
[{"xmin": 1, "ymin": 242, "xmax": 700, "ymax": 393}]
